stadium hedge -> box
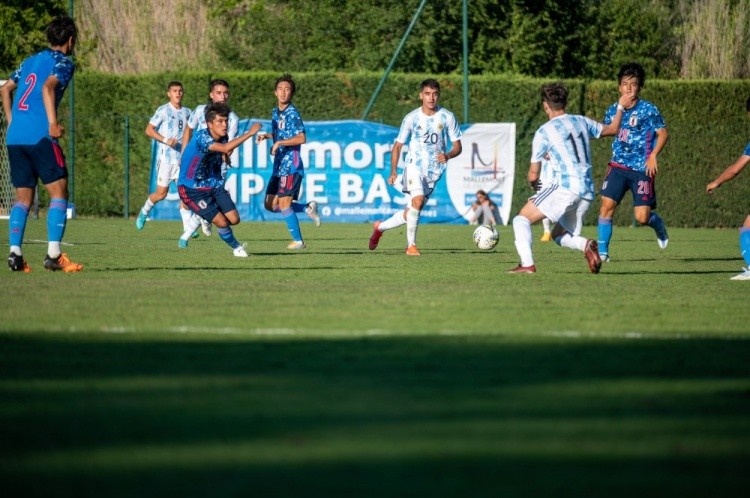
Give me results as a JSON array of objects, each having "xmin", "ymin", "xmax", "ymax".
[{"xmin": 60, "ymin": 72, "xmax": 750, "ymax": 227}]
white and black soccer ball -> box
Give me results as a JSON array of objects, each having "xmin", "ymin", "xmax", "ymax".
[{"xmin": 473, "ymin": 224, "xmax": 499, "ymax": 250}]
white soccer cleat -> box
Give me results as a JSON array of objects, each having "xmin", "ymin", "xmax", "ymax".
[
  {"xmin": 287, "ymin": 240, "xmax": 306, "ymax": 250},
  {"xmin": 306, "ymin": 201, "xmax": 321, "ymax": 227},
  {"xmin": 233, "ymin": 243, "xmax": 249, "ymax": 257},
  {"xmin": 201, "ymin": 218, "xmax": 212, "ymax": 237},
  {"xmin": 730, "ymin": 267, "xmax": 750, "ymax": 280}
]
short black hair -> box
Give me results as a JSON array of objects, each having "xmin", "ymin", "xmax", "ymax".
[
  {"xmin": 167, "ymin": 81, "xmax": 182, "ymax": 91},
  {"xmin": 746, "ymin": 96, "xmax": 750, "ymax": 113},
  {"xmin": 209, "ymin": 79, "xmax": 230, "ymax": 91},
  {"xmin": 204, "ymin": 101, "xmax": 231, "ymax": 122},
  {"xmin": 618, "ymin": 62, "xmax": 646, "ymax": 88},
  {"xmin": 46, "ymin": 15, "xmax": 77, "ymax": 46},
  {"xmin": 275, "ymin": 73, "xmax": 296, "ymax": 96},
  {"xmin": 421, "ymin": 78, "xmax": 440, "ymax": 92},
  {"xmin": 540, "ymin": 82, "xmax": 568, "ymax": 111}
]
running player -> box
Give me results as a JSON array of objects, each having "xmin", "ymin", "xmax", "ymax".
[
  {"xmin": 368, "ymin": 78, "xmax": 463, "ymax": 256},
  {"xmin": 135, "ymin": 81, "xmax": 193, "ymax": 235},
  {"xmin": 177, "ymin": 102, "xmax": 261, "ymax": 256}
]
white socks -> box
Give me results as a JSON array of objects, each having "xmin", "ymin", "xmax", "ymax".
[{"xmin": 512, "ymin": 215, "xmax": 534, "ymax": 267}]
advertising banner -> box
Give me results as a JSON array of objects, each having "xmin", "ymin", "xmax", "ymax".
[{"xmin": 149, "ymin": 120, "xmax": 515, "ymax": 225}]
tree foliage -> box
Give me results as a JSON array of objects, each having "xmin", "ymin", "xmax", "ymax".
[{"xmin": 0, "ymin": 0, "xmax": 67, "ymax": 72}]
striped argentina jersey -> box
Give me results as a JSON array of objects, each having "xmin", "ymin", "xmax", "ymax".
[
  {"xmin": 531, "ymin": 114, "xmax": 603, "ymax": 201},
  {"xmin": 149, "ymin": 103, "xmax": 192, "ymax": 165},
  {"xmin": 396, "ymin": 106, "xmax": 462, "ymax": 184}
]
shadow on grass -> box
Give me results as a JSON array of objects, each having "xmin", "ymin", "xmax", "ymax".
[{"xmin": 1, "ymin": 334, "xmax": 749, "ymax": 497}]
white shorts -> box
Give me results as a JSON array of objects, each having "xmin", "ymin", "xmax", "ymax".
[
  {"xmin": 400, "ymin": 164, "xmax": 436, "ymax": 198},
  {"xmin": 532, "ymin": 185, "xmax": 591, "ymax": 236},
  {"xmin": 156, "ymin": 160, "xmax": 180, "ymax": 187}
]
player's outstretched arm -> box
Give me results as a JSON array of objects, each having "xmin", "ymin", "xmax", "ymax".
[
  {"xmin": 706, "ymin": 154, "xmax": 750, "ymax": 194},
  {"xmin": 210, "ymin": 122, "xmax": 262, "ymax": 155}
]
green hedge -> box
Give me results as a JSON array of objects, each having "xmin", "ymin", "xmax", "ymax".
[{"xmin": 61, "ymin": 72, "xmax": 750, "ymax": 227}]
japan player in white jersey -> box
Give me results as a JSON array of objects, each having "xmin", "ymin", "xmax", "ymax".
[
  {"xmin": 509, "ymin": 82, "xmax": 634, "ymax": 274},
  {"xmin": 135, "ymin": 81, "xmax": 193, "ymax": 234},
  {"xmin": 182, "ymin": 79, "xmax": 239, "ymax": 237},
  {"xmin": 368, "ymin": 78, "xmax": 462, "ymax": 256}
]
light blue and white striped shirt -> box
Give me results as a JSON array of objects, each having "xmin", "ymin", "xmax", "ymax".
[{"xmin": 531, "ymin": 114, "xmax": 603, "ymax": 201}]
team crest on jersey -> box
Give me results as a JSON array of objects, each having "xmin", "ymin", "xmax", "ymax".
[
  {"xmin": 198, "ymin": 200, "xmax": 208, "ymax": 210},
  {"xmin": 279, "ymin": 117, "xmax": 286, "ymax": 130},
  {"xmin": 628, "ymin": 114, "xmax": 638, "ymax": 127},
  {"xmin": 437, "ymin": 122, "xmax": 444, "ymax": 131}
]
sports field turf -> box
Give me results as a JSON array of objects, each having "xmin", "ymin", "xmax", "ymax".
[{"xmin": 1, "ymin": 218, "xmax": 749, "ymax": 497}]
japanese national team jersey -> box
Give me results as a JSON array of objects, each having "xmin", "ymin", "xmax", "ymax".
[
  {"xmin": 744, "ymin": 141, "xmax": 750, "ymax": 157},
  {"xmin": 396, "ymin": 106, "xmax": 462, "ymax": 184},
  {"xmin": 178, "ymin": 128, "xmax": 226, "ymax": 189},
  {"xmin": 531, "ymin": 114, "xmax": 603, "ymax": 201},
  {"xmin": 149, "ymin": 103, "xmax": 192, "ymax": 165},
  {"xmin": 272, "ymin": 103, "xmax": 305, "ymax": 177},
  {"xmin": 604, "ymin": 98, "xmax": 665, "ymax": 173},
  {"xmin": 6, "ymin": 48, "xmax": 75, "ymax": 145}
]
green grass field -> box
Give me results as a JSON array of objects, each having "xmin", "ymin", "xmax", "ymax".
[{"xmin": 1, "ymin": 218, "xmax": 749, "ymax": 497}]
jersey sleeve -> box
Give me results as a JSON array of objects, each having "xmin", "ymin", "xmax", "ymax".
[
  {"xmin": 530, "ymin": 129, "xmax": 547, "ymax": 163},
  {"xmin": 50, "ymin": 56, "xmax": 75, "ymax": 87},
  {"xmin": 395, "ymin": 114, "xmax": 412, "ymax": 144},
  {"xmin": 446, "ymin": 111, "xmax": 462, "ymax": 142},
  {"xmin": 602, "ymin": 103, "xmax": 617, "ymax": 126},
  {"xmin": 585, "ymin": 116, "xmax": 604, "ymax": 139},
  {"xmin": 149, "ymin": 105, "xmax": 165, "ymax": 127}
]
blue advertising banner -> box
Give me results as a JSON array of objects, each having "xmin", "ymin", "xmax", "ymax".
[{"xmin": 149, "ymin": 120, "xmax": 515, "ymax": 225}]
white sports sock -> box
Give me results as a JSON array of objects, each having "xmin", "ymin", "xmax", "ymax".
[
  {"xmin": 47, "ymin": 242, "xmax": 61, "ymax": 259},
  {"xmin": 558, "ymin": 233, "xmax": 587, "ymax": 251},
  {"xmin": 542, "ymin": 218, "xmax": 551, "ymax": 233},
  {"xmin": 179, "ymin": 213, "xmax": 202, "ymax": 240},
  {"xmin": 10, "ymin": 245, "xmax": 21, "ymax": 256},
  {"xmin": 512, "ymin": 215, "xmax": 534, "ymax": 267},
  {"xmin": 179, "ymin": 208, "xmax": 194, "ymax": 231},
  {"xmin": 406, "ymin": 207, "xmax": 420, "ymax": 246},
  {"xmin": 141, "ymin": 198, "xmax": 155, "ymax": 214},
  {"xmin": 378, "ymin": 210, "xmax": 407, "ymax": 231}
]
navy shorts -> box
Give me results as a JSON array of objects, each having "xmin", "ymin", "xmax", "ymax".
[
  {"xmin": 266, "ymin": 173, "xmax": 302, "ymax": 199},
  {"xmin": 178, "ymin": 185, "xmax": 237, "ymax": 223},
  {"xmin": 600, "ymin": 163, "xmax": 657, "ymax": 209},
  {"xmin": 7, "ymin": 139, "xmax": 68, "ymax": 188}
]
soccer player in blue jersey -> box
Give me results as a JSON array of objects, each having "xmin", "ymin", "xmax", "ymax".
[
  {"xmin": 1, "ymin": 15, "xmax": 82, "ymax": 273},
  {"xmin": 597, "ymin": 62, "xmax": 669, "ymax": 262},
  {"xmin": 509, "ymin": 82, "xmax": 634, "ymax": 274},
  {"xmin": 135, "ymin": 81, "xmax": 193, "ymax": 234},
  {"xmin": 706, "ymin": 96, "xmax": 750, "ymax": 281},
  {"xmin": 256, "ymin": 73, "xmax": 320, "ymax": 250},
  {"xmin": 176, "ymin": 102, "xmax": 261, "ymax": 256},
  {"xmin": 183, "ymin": 79, "xmax": 240, "ymax": 237},
  {"xmin": 368, "ymin": 78, "xmax": 463, "ymax": 256}
]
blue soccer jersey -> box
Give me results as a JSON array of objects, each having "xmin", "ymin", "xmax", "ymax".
[
  {"xmin": 604, "ymin": 98, "xmax": 666, "ymax": 173},
  {"xmin": 271, "ymin": 103, "xmax": 305, "ymax": 177},
  {"xmin": 744, "ymin": 141, "xmax": 750, "ymax": 157},
  {"xmin": 531, "ymin": 114, "xmax": 603, "ymax": 201},
  {"xmin": 395, "ymin": 106, "xmax": 462, "ymax": 185},
  {"xmin": 178, "ymin": 128, "xmax": 227, "ymax": 189},
  {"xmin": 6, "ymin": 48, "xmax": 75, "ymax": 145}
]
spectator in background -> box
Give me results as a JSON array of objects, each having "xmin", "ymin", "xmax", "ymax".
[{"xmin": 470, "ymin": 190, "xmax": 501, "ymax": 226}]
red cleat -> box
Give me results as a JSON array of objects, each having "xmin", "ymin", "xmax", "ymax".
[
  {"xmin": 584, "ymin": 239, "xmax": 602, "ymax": 274},
  {"xmin": 369, "ymin": 221, "xmax": 383, "ymax": 250}
]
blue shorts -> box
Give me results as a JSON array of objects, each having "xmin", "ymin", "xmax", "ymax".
[
  {"xmin": 266, "ymin": 173, "xmax": 302, "ymax": 199},
  {"xmin": 178, "ymin": 185, "xmax": 237, "ymax": 223},
  {"xmin": 7, "ymin": 139, "xmax": 68, "ymax": 188},
  {"xmin": 600, "ymin": 163, "xmax": 657, "ymax": 208}
]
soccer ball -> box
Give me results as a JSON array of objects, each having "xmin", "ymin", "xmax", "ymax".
[{"xmin": 473, "ymin": 225, "xmax": 499, "ymax": 250}]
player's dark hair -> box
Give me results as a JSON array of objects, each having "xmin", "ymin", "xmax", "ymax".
[
  {"xmin": 540, "ymin": 82, "xmax": 568, "ymax": 110},
  {"xmin": 209, "ymin": 79, "xmax": 230, "ymax": 91},
  {"xmin": 166, "ymin": 81, "xmax": 183, "ymax": 91},
  {"xmin": 618, "ymin": 62, "xmax": 646, "ymax": 88},
  {"xmin": 275, "ymin": 73, "xmax": 296, "ymax": 96},
  {"xmin": 421, "ymin": 78, "xmax": 440, "ymax": 92},
  {"xmin": 746, "ymin": 96, "xmax": 750, "ymax": 112},
  {"xmin": 204, "ymin": 101, "xmax": 231, "ymax": 122},
  {"xmin": 46, "ymin": 15, "xmax": 77, "ymax": 47}
]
